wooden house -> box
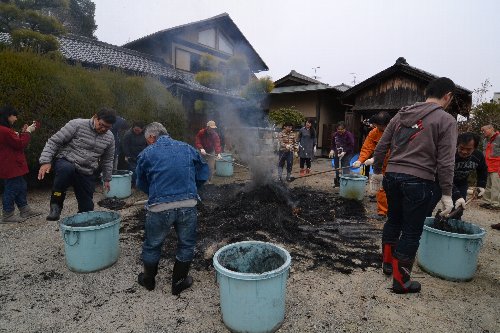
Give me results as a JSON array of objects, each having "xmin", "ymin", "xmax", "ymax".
[
  {"xmin": 341, "ymin": 57, "xmax": 472, "ymax": 149},
  {"xmin": 269, "ymin": 70, "xmax": 350, "ymax": 154}
]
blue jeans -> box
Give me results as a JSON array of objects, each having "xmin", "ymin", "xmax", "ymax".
[
  {"xmin": 278, "ymin": 151, "xmax": 294, "ymax": 173},
  {"xmin": 428, "ymin": 182, "xmax": 467, "ymax": 219},
  {"xmin": 382, "ymin": 172, "xmax": 434, "ymax": 260},
  {"xmin": 53, "ymin": 158, "xmax": 96, "ymax": 213},
  {"xmin": 142, "ymin": 207, "xmax": 197, "ymax": 265},
  {"xmin": 2, "ymin": 176, "xmax": 28, "ymax": 212}
]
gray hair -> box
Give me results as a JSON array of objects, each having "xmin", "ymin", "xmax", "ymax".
[{"xmin": 144, "ymin": 122, "xmax": 168, "ymax": 138}]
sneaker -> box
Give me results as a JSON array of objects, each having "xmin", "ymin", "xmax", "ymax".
[{"xmin": 491, "ymin": 223, "xmax": 500, "ymax": 230}]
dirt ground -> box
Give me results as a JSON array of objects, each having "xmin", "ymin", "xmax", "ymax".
[{"xmin": 1, "ymin": 158, "xmax": 499, "ymax": 333}]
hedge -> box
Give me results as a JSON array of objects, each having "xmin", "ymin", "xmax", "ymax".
[{"xmin": 0, "ymin": 49, "xmax": 186, "ymax": 174}]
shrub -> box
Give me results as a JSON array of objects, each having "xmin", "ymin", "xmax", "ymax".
[
  {"xmin": 195, "ymin": 71, "xmax": 223, "ymax": 89},
  {"xmin": 269, "ymin": 106, "xmax": 305, "ymax": 127},
  {"xmin": 11, "ymin": 28, "xmax": 59, "ymax": 53},
  {"xmin": 199, "ymin": 53, "xmax": 218, "ymax": 71},
  {"xmin": 0, "ymin": 49, "xmax": 186, "ymax": 173},
  {"xmin": 241, "ymin": 76, "xmax": 274, "ymax": 101}
]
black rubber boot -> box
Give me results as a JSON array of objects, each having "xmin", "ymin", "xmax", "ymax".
[
  {"xmin": 46, "ymin": 191, "xmax": 66, "ymax": 221},
  {"xmin": 382, "ymin": 243, "xmax": 395, "ymax": 275},
  {"xmin": 138, "ymin": 262, "xmax": 159, "ymax": 291},
  {"xmin": 171, "ymin": 260, "xmax": 193, "ymax": 296},
  {"xmin": 392, "ymin": 257, "xmax": 421, "ymax": 294}
]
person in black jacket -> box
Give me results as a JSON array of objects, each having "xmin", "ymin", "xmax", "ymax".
[
  {"xmin": 122, "ymin": 121, "xmax": 148, "ymax": 186},
  {"xmin": 428, "ymin": 132, "xmax": 488, "ymax": 219}
]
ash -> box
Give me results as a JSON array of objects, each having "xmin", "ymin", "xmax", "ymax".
[{"xmin": 124, "ymin": 183, "xmax": 382, "ymax": 274}]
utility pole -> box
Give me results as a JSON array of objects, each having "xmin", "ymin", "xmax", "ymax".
[{"xmin": 312, "ymin": 66, "xmax": 320, "ymax": 80}]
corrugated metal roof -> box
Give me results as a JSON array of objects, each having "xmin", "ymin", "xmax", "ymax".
[{"xmin": 270, "ymin": 84, "xmax": 342, "ymax": 94}]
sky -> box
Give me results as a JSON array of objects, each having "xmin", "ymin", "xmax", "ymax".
[{"xmin": 94, "ymin": 0, "xmax": 500, "ymax": 101}]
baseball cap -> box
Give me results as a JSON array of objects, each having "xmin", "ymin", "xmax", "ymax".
[{"xmin": 207, "ymin": 120, "xmax": 217, "ymax": 128}]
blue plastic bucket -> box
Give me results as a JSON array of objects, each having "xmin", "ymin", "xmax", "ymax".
[
  {"xmin": 105, "ymin": 170, "xmax": 133, "ymax": 199},
  {"xmin": 339, "ymin": 174, "xmax": 368, "ymax": 201},
  {"xmin": 417, "ymin": 217, "xmax": 486, "ymax": 281},
  {"xmin": 213, "ymin": 241, "xmax": 292, "ymax": 333},
  {"xmin": 60, "ymin": 211, "xmax": 121, "ymax": 273},
  {"xmin": 216, "ymin": 153, "xmax": 234, "ymax": 177}
]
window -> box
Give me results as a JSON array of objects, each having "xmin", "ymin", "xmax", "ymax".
[
  {"xmin": 218, "ymin": 33, "xmax": 233, "ymax": 55},
  {"xmin": 198, "ymin": 28, "xmax": 216, "ymax": 48},
  {"xmin": 175, "ymin": 49, "xmax": 191, "ymax": 71}
]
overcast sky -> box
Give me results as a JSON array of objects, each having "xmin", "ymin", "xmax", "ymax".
[{"xmin": 94, "ymin": 0, "xmax": 500, "ymax": 100}]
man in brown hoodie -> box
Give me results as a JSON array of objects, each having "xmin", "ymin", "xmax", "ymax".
[{"xmin": 372, "ymin": 77, "xmax": 457, "ymax": 294}]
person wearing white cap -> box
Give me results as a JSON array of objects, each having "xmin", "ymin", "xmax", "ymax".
[{"xmin": 195, "ymin": 120, "xmax": 222, "ymax": 182}]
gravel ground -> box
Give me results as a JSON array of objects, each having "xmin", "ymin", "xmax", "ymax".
[{"xmin": 1, "ymin": 158, "xmax": 499, "ymax": 333}]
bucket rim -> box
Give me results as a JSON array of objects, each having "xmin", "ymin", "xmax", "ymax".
[
  {"xmin": 111, "ymin": 170, "xmax": 133, "ymax": 178},
  {"xmin": 423, "ymin": 218, "xmax": 486, "ymax": 239},
  {"xmin": 60, "ymin": 211, "xmax": 121, "ymax": 231},
  {"xmin": 213, "ymin": 240, "xmax": 291, "ymax": 280},
  {"xmin": 340, "ymin": 175, "xmax": 367, "ymax": 180}
]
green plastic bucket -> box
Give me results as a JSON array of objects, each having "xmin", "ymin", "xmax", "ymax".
[
  {"xmin": 105, "ymin": 170, "xmax": 133, "ymax": 199},
  {"xmin": 60, "ymin": 211, "xmax": 121, "ymax": 273},
  {"xmin": 213, "ymin": 241, "xmax": 291, "ymax": 333},
  {"xmin": 417, "ymin": 217, "xmax": 486, "ymax": 281},
  {"xmin": 339, "ymin": 174, "xmax": 368, "ymax": 201},
  {"xmin": 216, "ymin": 153, "xmax": 234, "ymax": 177}
]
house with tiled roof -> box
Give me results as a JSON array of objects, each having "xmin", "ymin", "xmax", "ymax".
[
  {"xmin": 269, "ymin": 70, "xmax": 351, "ymax": 153},
  {"xmin": 341, "ymin": 57, "xmax": 472, "ymax": 149}
]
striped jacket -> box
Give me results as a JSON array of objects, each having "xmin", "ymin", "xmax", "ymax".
[{"xmin": 39, "ymin": 118, "xmax": 115, "ymax": 181}]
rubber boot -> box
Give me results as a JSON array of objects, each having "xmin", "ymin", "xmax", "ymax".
[
  {"xmin": 382, "ymin": 243, "xmax": 395, "ymax": 275},
  {"xmin": 19, "ymin": 205, "xmax": 42, "ymax": 219},
  {"xmin": 277, "ymin": 167, "xmax": 284, "ymax": 182},
  {"xmin": 392, "ymin": 257, "xmax": 421, "ymax": 294},
  {"xmin": 171, "ymin": 260, "xmax": 193, "ymax": 296},
  {"xmin": 46, "ymin": 191, "xmax": 65, "ymax": 221},
  {"xmin": 306, "ymin": 168, "xmax": 311, "ymax": 175},
  {"xmin": 1, "ymin": 210, "xmax": 25, "ymax": 223},
  {"xmin": 299, "ymin": 168, "xmax": 305, "ymax": 177},
  {"xmin": 334, "ymin": 178, "xmax": 340, "ymax": 188},
  {"xmin": 137, "ymin": 262, "xmax": 159, "ymax": 291},
  {"xmin": 286, "ymin": 172, "xmax": 292, "ymax": 182}
]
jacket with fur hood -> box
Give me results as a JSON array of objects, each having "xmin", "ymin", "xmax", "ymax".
[{"xmin": 373, "ymin": 102, "xmax": 457, "ymax": 195}]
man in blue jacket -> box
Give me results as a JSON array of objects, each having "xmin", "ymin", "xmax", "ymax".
[{"xmin": 135, "ymin": 122, "xmax": 209, "ymax": 295}]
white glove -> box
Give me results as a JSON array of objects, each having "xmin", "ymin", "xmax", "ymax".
[
  {"xmin": 294, "ymin": 151, "xmax": 298, "ymax": 158},
  {"xmin": 454, "ymin": 198, "xmax": 466, "ymax": 210},
  {"xmin": 477, "ymin": 187, "xmax": 485, "ymax": 197},
  {"xmin": 200, "ymin": 149, "xmax": 207, "ymax": 155},
  {"xmin": 285, "ymin": 144, "xmax": 291, "ymax": 150},
  {"xmin": 313, "ymin": 146, "xmax": 317, "ymax": 154},
  {"xmin": 328, "ymin": 150, "xmax": 334, "ymax": 158},
  {"xmin": 352, "ymin": 160, "xmax": 362, "ymax": 168},
  {"xmin": 364, "ymin": 157, "xmax": 374, "ymax": 166},
  {"xmin": 216, "ymin": 154, "xmax": 222, "ymax": 160},
  {"xmin": 25, "ymin": 123, "xmax": 37, "ymax": 133},
  {"xmin": 124, "ymin": 156, "xmax": 129, "ymax": 162},
  {"xmin": 338, "ymin": 152, "xmax": 346, "ymax": 159},
  {"xmin": 439, "ymin": 195, "xmax": 453, "ymax": 216}
]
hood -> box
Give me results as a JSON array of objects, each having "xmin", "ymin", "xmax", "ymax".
[{"xmin": 399, "ymin": 102, "xmax": 442, "ymax": 127}]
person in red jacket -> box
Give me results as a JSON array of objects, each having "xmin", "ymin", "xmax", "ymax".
[
  {"xmin": 0, "ymin": 106, "xmax": 41, "ymax": 223},
  {"xmin": 195, "ymin": 120, "xmax": 222, "ymax": 182}
]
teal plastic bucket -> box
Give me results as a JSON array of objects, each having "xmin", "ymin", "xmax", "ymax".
[
  {"xmin": 60, "ymin": 211, "xmax": 121, "ymax": 273},
  {"xmin": 339, "ymin": 174, "xmax": 368, "ymax": 201},
  {"xmin": 216, "ymin": 153, "xmax": 234, "ymax": 177},
  {"xmin": 105, "ymin": 170, "xmax": 133, "ymax": 199},
  {"xmin": 213, "ymin": 241, "xmax": 292, "ymax": 333},
  {"xmin": 417, "ymin": 217, "xmax": 486, "ymax": 281}
]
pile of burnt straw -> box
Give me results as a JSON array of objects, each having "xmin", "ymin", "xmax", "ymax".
[{"xmin": 124, "ymin": 183, "xmax": 382, "ymax": 274}]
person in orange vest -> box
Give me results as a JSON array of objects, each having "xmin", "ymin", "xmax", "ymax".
[{"xmin": 352, "ymin": 112, "xmax": 391, "ymax": 220}]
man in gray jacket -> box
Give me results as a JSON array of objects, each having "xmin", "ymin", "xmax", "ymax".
[
  {"xmin": 38, "ymin": 108, "xmax": 116, "ymax": 221},
  {"xmin": 372, "ymin": 77, "xmax": 457, "ymax": 294}
]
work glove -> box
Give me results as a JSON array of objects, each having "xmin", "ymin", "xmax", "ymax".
[
  {"xmin": 294, "ymin": 151, "xmax": 298, "ymax": 158},
  {"xmin": 216, "ymin": 154, "xmax": 222, "ymax": 160},
  {"xmin": 439, "ymin": 195, "xmax": 453, "ymax": 216},
  {"xmin": 328, "ymin": 150, "xmax": 334, "ymax": 158},
  {"xmin": 352, "ymin": 160, "xmax": 362, "ymax": 168},
  {"xmin": 25, "ymin": 122, "xmax": 37, "ymax": 133},
  {"xmin": 200, "ymin": 149, "xmax": 207, "ymax": 155},
  {"xmin": 338, "ymin": 152, "xmax": 346, "ymax": 159},
  {"xmin": 454, "ymin": 198, "xmax": 466, "ymax": 210},
  {"xmin": 364, "ymin": 157, "xmax": 374, "ymax": 166},
  {"xmin": 285, "ymin": 144, "xmax": 291, "ymax": 150},
  {"xmin": 313, "ymin": 145, "xmax": 317, "ymax": 154},
  {"xmin": 124, "ymin": 156, "xmax": 129, "ymax": 163},
  {"xmin": 476, "ymin": 187, "xmax": 485, "ymax": 197}
]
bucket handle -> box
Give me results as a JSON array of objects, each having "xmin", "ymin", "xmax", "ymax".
[
  {"xmin": 63, "ymin": 230, "xmax": 80, "ymax": 246},
  {"xmin": 465, "ymin": 238, "xmax": 483, "ymax": 254}
]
